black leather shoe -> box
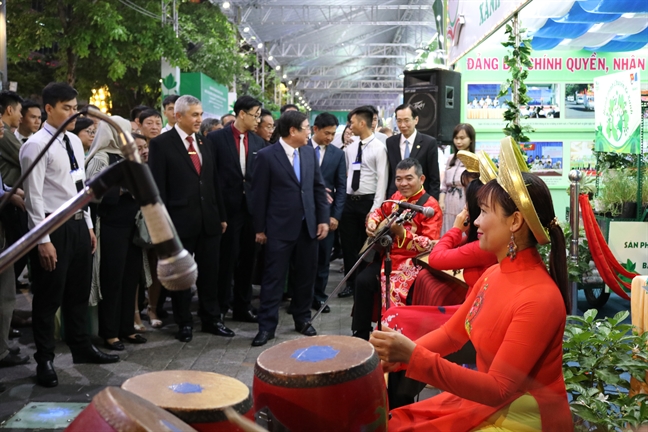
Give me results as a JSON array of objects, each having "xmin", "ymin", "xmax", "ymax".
[
  {"xmin": 312, "ymin": 300, "xmax": 331, "ymax": 313},
  {"xmin": 8, "ymin": 328, "xmax": 20, "ymax": 339},
  {"xmin": 337, "ymin": 286, "xmax": 354, "ymax": 298},
  {"xmin": 295, "ymin": 322, "xmax": 317, "ymax": 336},
  {"xmin": 104, "ymin": 340, "xmax": 125, "ymax": 351},
  {"xmin": 176, "ymin": 326, "xmax": 193, "ymax": 342},
  {"xmin": 123, "ymin": 334, "xmax": 147, "ymax": 344},
  {"xmin": 36, "ymin": 361, "xmax": 58, "ymax": 388},
  {"xmin": 202, "ymin": 321, "xmax": 235, "ymax": 337},
  {"xmin": 72, "ymin": 345, "xmax": 120, "ymax": 364},
  {"xmin": 8, "ymin": 346, "xmax": 20, "ymax": 355},
  {"xmin": 330, "ymin": 250, "xmax": 343, "ymax": 261},
  {"xmin": 252, "ymin": 331, "xmax": 275, "ymax": 347},
  {"xmin": 232, "ymin": 309, "xmax": 258, "ymax": 323},
  {"xmin": 0, "ymin": 352, "xmax": 29, "ymax": 367}
]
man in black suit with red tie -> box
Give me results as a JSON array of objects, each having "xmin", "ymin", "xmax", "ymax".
[
  {"xmin": 206, "ymin": 96, "xmax": 265, "ymax": 323},
  {"xmin": 386, "ymin": 103, "xmax": 440, "ymax": 200},
  {"xmin": 251, "ymin": 111, "xmax": 330, "ymax": 346},
  {"xmin": 148, "ymin": 95, "xmax": 232, "ymax": 343}
]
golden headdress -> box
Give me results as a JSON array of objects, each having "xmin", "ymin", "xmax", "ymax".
[
  {"xmin": 497, "ymin": 137, "xmax": 550, "ymax": 245},
  {"xmin": 456, "ymin": 150, "xmax": 480, "ymax": 173},
  {"xmin": 457, "ymin": 150, "xmax": 498, "ymax": 184}
]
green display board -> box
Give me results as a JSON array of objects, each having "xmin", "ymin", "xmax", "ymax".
[{"xmin": 180, "ymin": 72, "xmax": 229, "ymax": 119}]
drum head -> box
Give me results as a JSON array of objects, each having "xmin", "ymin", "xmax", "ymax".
[
  {"xmin": 121, "ymin": 371, "xmax": 251, "ymax": 423},
  {"xmin": 93, "ymin": 387, "xmax": 196, "ymax": 432},
  {"xmin": 255, "ymin": 335, "xmax": 379, "ymax": 388}
]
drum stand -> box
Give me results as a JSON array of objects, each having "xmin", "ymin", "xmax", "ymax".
[{"xmin": 303, "ymin": 212, "xmax": 408, "ymax": 335}]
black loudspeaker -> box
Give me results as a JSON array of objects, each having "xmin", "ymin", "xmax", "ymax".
[{"xmin": 403, "ymin": 69, "xmax": 461, "ymax": 145}]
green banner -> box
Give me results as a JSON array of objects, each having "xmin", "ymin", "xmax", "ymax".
[{"xmin": 180, "ymin": 72, "xmax": 229, "ymax": 118}]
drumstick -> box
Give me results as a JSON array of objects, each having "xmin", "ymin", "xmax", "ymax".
[{"xmin": 224, "ymin": 407, "xmax": 268, "ymax": 432}]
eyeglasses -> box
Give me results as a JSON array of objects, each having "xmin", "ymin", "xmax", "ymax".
[
  {"xmin": 244, "ymin": 111, "xmax": 261, "ymax": 120},
  {"xmin": 86, "ymin": 129, "xmax": 96, "ymax": 136},
  {"xmin": 262, "ymin": 124, "xmax": 275, "ymax": 131}
]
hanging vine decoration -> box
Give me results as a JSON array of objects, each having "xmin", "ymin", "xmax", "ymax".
[{"xmin": 498, "ymin": 15, "xmax": 534, "ymax": 143}]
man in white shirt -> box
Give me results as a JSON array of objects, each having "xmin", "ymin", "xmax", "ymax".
[
  {"xmin": 337, "ymin": 106, "xmax": 388, "ymax": 298},
  {"xmin": 20, "ymin": 82, "xmax": 118, "ymax": 388},
  {"xmin": 160, "ymin": 95, "xmax": 179, "ymax": 133}
]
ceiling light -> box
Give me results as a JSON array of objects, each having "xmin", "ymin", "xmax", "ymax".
[
  {"xmin": 288, "ymin": 80, "xmax": 293, "ymax": 85},
  {"xmin": 257, "ymin": 42, "xmax": 263, "ymax": 49},
  {"xmin": 251, "ymin": 36, "xmax": 256, "ymax": 40},
  {"xmin": 282, "ymin": 74, "xmax": 287, "ymax": 79},
  {"xmin": 295, "ymin": 91, "xmax": 300, "ymax": 95},
  {"xmin": 275, "ymin": 65, "xmax": 281, "ymax": 70},
  {"xmin": 268, "ymin": 55, "xmax": 274, "ymax": 61},
  {"xmin": 243, "ymin": 27, "xmax": 250, "ymax": 33},
  {"xmin": 222, "ymin": 1, "xmax": 230, "ymax": 9}
]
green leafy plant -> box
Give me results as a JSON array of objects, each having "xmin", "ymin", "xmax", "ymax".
[
  {"xmin": 497, "ymin": 18, "xmax": 533, "ymax": 143},
  {"xmin": 537, "ymin": 225, "xmax": 592, "ymax": 283},
  {"xmin": 563, "ymin": 310, "xmax": 648, "ymax": 431},
  {"xmin": 597, "ymin": 170, "xmax": 639, "ymax": 216}
]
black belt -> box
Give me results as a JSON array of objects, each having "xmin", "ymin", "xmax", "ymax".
[
  {"xmin": 348, "ymin": 194, "xmax": 375, "ymax": 202},
  {"xmin": 45, "ymin": 211, "xmax": 84, "ymax": 221}
]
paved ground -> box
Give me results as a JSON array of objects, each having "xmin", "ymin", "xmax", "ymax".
[{"xmin": 0, "ymin": 258, "xmax": 629, "ymax": 430}]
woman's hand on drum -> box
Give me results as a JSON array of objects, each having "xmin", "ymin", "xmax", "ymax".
[
  {"xmin": 370, "ymin": 326, "xmax": 416, "ymax": 364},
  {"xmin": 453, "ymin": 208, "xmax": 470, "ymax": 232}
]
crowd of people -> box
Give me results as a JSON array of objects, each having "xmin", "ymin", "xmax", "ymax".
[{"xmin": 0, "ymin": 81, "xmax": 573, "ymax": 430}]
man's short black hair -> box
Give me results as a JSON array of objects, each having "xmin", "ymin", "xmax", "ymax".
[
  {"xmin": 276, "ymin": 110, "xmax": 307, "ymax": 138},
  {"xmin": 394, "ymin": 103, "xmax": 419, "ymax": 119},
  {"xmin": 130, "ymin": 105, "xmax": 150, "ymax": 121},
  {"xmin": 0, "ymin": 91, "xmax": 24, "ymax": 115},
  {"xmin": 20, "ymin": 100, "xmax": 41, "ymax": 117},
  {"xmin": 162, "ymin": 95, "xmax": 180, "ymax": 108},
  {"xmin": 42, "ymin": 83, "xmax": 78, "ymax": 110},
  {"xmin": 259, "ymin": 108, "xmax": 273, "ymax": 120},
  {"xmin": 365, "ymin": 105, "xmax": 378, "ymax": 115},
  {"xmin": 200, "ymin": 118, "xmax": 221, "ymax": 136},
  {"xmin": 72, "ymin": 117, "xmax": 94, "ymax": 136},
  {"xmin": 280, "ymin": 103, "xmax": 299, "ymax": 114},
  {"xmin": 138, "ymin": 109, "xmax": 162, "ymax": 124},
  {"xmin": 314, "ymin": 112, "xmax": 339, "ymax": 129},
  {"xmin": 396, "ymin": 157, "xmax": 423, "ymax": 177},
  {"xmin": 348, "ymin": 106, "xmax": 373, "ymax": 128},
  {"xmin": 233, "ymin": 96, "xmax": 262, "ymax": 116}
]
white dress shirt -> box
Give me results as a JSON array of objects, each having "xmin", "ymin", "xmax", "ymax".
[
  {"xmin": 311, "ymin": 137, "xmax": 325, "ymax": 166},
  {"xmin": 161, "ymin": 123, "xmax": 173, "ymax": 134},
  {"xmin": 14, "ymin": 130, "xmax": 30, "ymax": 143},
  {"xmin": 175, "ymin": 124, "xmax": 202, "ymax": 164},
  {"xmin": 399, "ymin": 129, "xmax": 418, "ymax": 160},
  {"xmin": 279, "ymin": 138, "xmax": 297, "ymax": 166},
  {"xmin": 20, "ymin": 122, "xmax": 93, "ymax": 243},
  {"xmin": 344, "ymin": 133, "xmax": 388, "ymax": 211}
]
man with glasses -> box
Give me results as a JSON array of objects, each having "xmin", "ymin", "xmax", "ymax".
[
  {"xmin": 254, "ymin": 108, "xmax": 275, "ymax": 146},
  {"xmin": 206, "ymin": 96, "xmax": 265, "ymax": 324},
  {"xmin": 250, "ymin": 110, "xmax": 329, "ymax": 346},
  {"xmin": 386, "ymin": 103, "xmax": 439, "ymax": 199}
]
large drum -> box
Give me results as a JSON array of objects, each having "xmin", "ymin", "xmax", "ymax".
[
  {"xmin": 67, "ymin": 386, "xmax": 196, "ymax": 431},
  {"xmin": 253, "ymin": 335, "xmax": 388, "ymax": 431},
  {"xmin": 121, "ymin": 371, "xmax": 254, "ymax": 432}
]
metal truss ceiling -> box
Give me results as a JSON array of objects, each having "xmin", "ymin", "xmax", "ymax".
[{"xmin": 221, "ymin": 0, "xmax": 438, "ymax": 112}]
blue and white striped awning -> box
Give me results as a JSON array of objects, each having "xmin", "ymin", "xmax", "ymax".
[{"xmin": 522, "ymin": 0, "xmax": 648, "ymax": 52}]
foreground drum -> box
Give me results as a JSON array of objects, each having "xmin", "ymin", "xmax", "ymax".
[
  {"xmin": 67, "ymin": 386, "xmax": 196, "ymax": 431},
  {"xmin": 122, "ymin": 371, "xmax": 253, "ymax": 432},
  {"xmin": 253, "ymin": 335, "xmax": 388, "ymax": 431}
]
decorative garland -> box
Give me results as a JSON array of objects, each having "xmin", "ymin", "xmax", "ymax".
[{"xmin": 497, "ymin": 14, "xmax": 533, "ymax": 144}]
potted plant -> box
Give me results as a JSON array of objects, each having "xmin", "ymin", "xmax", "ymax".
[
  {"xmin": 563, "ymin": 309, "xmax": 648, "ymax": 431},
  {"xmin": 597, "ymin": 170, "xmax": 638, "ymax": 218}
]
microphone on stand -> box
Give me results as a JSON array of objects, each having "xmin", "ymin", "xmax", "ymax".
[
  {"xmin": 385, "ymin": 200, "xmax": 435, "ymax": 218},
  {"xmin": 86, "ymin": 108, "xmax": 197, "ymax": 291}
]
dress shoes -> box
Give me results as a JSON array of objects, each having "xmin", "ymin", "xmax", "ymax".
[
  {"xmin": 8, "ymin": 328, "xmax": 20, "ymax": 339},
  {"xmin": 295, "ymin": 322, "xmax": 317, "ymax": 336},
  {"xmin": 176, "ymin": 326, "xmax": 193, "ymax": 342},
  {"xmin": 312, "ymin": 300, "xmax": 331, "ymax": 313},
  {"xmin": 104, "ymin": 340, "xmax": 125, "ymax": 351},
  {"xmin": 123, "ymin": 334, "xmax": 147, "ymax": 344},
  {"xmin": 252, "ymin": 331, "xmax": 275, "ymax": 347},
  {"xmin": 232, "ymin": 309, "xmax": 258, "ymax": 323},
  {"xmin": 202, "ymin": 321, "xmax": 235, "ymax": 338},
  {"xmin": 330, "ymin": 249, "xmax": 343, "ymax": 261},
  {"xmin": 72, "ymin": 345, "xmax": 120, "ymax": 364},
  {"xmin": 0, "ymin": 352, "xmax": 29, "ymax": 367},
  {"xmin": 36, "ymin": 361, "xmax": 58, "ymax": 388},
  {"xmin": 337, "ymin": 286, "xmax": 354, "ymax": 298}
]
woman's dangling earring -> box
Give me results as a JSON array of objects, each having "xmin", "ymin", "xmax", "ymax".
[{"xmin": 507, "ymin": 233, "xmax": 518, "ymax": 261}]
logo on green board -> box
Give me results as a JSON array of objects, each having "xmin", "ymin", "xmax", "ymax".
[{"xmin": 604, "ymin": 90, "xmax": 629, "ymax": 143}]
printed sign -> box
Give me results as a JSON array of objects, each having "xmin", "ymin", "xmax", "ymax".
[{"xmin": 608, "ymin": 222, "xmax": 648, "ymax": 272}]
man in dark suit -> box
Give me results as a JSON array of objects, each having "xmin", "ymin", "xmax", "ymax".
[
  {"xmin": 206, "ymin": 95, "xmax": 264, "ymax": 323},
  {"xmin": 148, "ymin": 95, "xmax": 233, "ymax": 343},
  {"xmin": 309, "ymin": 113, "xmax": 346, "ymax": 313},
  {"xmin": 251, "ymin": 111, "xmax": 329, "ymax": 346},
  {"xmin": 386, "ymin": 103, "xmax": 440, "ymax": 200}
]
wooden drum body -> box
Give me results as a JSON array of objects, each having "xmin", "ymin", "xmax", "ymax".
[
  {"xmin": 253, "ymin": 335, "xmax": 388, "ymax": 432},
  {"xmin": 121, "ymin": 371, "xmax": 254, "ymax": 432},
  {"xmin": 67, "ymin": 387, "xmax": 196, "ymax": 432}
]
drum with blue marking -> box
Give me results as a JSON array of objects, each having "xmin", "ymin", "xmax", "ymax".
[
  {"xmin": 253, "ymin": 335, "xmax": 388, "ymax": 431},
  {"xmin": 66, "ymin": 386, "xmax": 197, "ymax": 431},
  {"xmin": 121, "ymin": 371, "xmax": 253, "ymax": 432}
]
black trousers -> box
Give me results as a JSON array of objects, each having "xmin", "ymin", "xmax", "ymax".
[
  {"xmin": 313, "ymin": 229, "xmax": 336, "ymax": 302},
  {"xmin": 339, "ymin": 198, "xmax": 373, "ymax": 289},
  {"xmin": 218, "ymin": 201, "xmax": 255, "ymax": 314},
  {"xmin": 258, "ymin": 221, "xmax": 318, "ymax": 333},
  {"xmin": 352, "ymin": 260, "xmax": 381, "ymax": 333},
  {"xmin": 30, "ymin": 218, "xmax": 92, "ymax": 364},
  {"xmin": 171, "ymin": 232, "xmax": 222, "ymax": 327},
  {"xmin": 97, "ymin": 223, "xmax": 142, "ymax": 339}
]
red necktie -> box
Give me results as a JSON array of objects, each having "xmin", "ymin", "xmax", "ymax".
[{"xmin": 187, "ymin": 136, "xmax": 201, "ymax": 175}]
